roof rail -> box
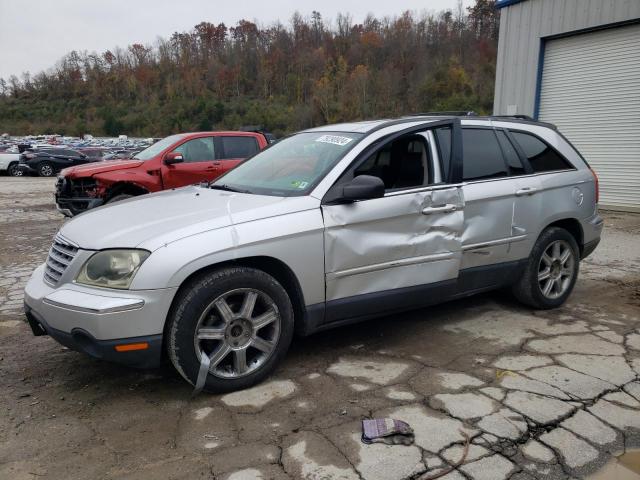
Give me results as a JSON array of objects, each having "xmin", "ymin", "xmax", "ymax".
[
  {"xmin": 403, "ymin": 112, "xmax": 557, "ymax": 129},
  {"xmin": 491, "ymin": 114, "xmax": 535, "ymax": 121},
  {"xmin": 409, "ymin": 111, "xmax": 478, "ymax": 117}
]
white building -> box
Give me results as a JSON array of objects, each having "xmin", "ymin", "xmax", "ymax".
[{"xmin": 493, "ymin": 0, "xmax": 640, "ymax": 211}]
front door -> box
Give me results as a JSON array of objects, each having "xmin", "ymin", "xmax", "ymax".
[
  {"xmin": 162, "ymin": 136, "xmax": 218, "ymax": 188},
  {"xmin": 321, "ymin": 129, "xmax": 465, "ymax": 323}
]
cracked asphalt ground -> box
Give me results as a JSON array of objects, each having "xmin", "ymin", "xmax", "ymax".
[{"xmin": 1, "ymin": 177, "xmax": 640, "ymax": 480}]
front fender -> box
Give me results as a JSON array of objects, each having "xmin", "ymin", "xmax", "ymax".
[
  {"xmin": 130, "ymin": 209, "xmax": 326, "ymax": 306},
  {"xmin": 93, "ymin": 171, "xmax": 159, "ymax": 193}
]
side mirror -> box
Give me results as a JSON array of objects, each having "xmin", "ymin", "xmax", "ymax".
[
  {"xmin": 164, "ymin": 151, "xmax": 184, "ymax": 165},
  {"xmin": 340, "ymin": 175, "xmax": 385, "ymax": 202}
]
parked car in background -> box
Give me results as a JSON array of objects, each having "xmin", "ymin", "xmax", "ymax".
[
  {"xmin": 55, "ymin": 131, "xmax": 269, "ymax": 216},
  {"xmin": 25, "ymin": 115, "xmax": 602, "ymax": 392},
  {"xmin": 0, "ymin": 148, "xmax": 21, "ymax": 176},
  {"xmin": 18, "ymin": 148, "xmax": 99, "ymax": 177},
  {"xmin": 102, "ymin": 149, "xmax": 141, "ymax": 160},
  {"xmin": 77, "ymin": 147, "xmax": 109, "ymax": 160}
]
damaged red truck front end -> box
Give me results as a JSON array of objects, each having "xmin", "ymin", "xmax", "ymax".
[{"xmin": 55, "ymin": 131, "xmax": 268, "ymax": 216}]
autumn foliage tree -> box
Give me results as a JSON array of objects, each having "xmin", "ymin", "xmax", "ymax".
[{"xmin": 0, "ymin": 1, "xmax": 499, "ymax": 137}]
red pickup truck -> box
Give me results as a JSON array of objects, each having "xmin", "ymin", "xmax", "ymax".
[{"xmin": 55, "ymin": 131, "xmax": 269, "ymax": 216}]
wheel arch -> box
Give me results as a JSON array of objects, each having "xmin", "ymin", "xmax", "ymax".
[
  {"xmin": 542, "ymin": 217, "xmax": 584, "ymax": 255},
  {"xmin": 104, "ymin": 181, "xmax": 149, "ymax": 201},
  {"xmin": 167, "ymin": 255, "xmax": 308, "ymax": 336}
]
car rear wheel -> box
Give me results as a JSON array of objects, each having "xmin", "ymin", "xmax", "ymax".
[
  {"xmin": 7, "ymin": 163, "xmax": 22, "ymax": 177},
  {"xmin": 38, "ymin": 162, "xmax": 55, "ymax": 177},
  {"xmin": 512, "ymin": 227, "xmax": 579, "ymax": 309},
  {"xmin": 167, "ymin": 267, "xmax": 294, "ymax": 393}
]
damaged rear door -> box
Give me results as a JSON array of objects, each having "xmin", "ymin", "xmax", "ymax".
[{"xmin": 320, "ymin": 121, "xmax": 465, "ymax": 324}]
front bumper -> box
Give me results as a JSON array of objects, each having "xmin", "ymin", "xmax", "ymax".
[
  {"xmin": 25, "ymin": 304, "xmax": 163, "ymax": 368},
  {"xmin": 55, "ymin": 176, "xmax": 104, "ymax": 216},
  {"xmin": 23, "ymin": 264, "xmax": 178, "ymax": 368},
  {"xmin": 55, "ymin": 197, "xmax": 104, "ymax": 217}
]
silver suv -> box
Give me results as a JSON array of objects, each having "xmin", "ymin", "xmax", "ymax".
[{"xmin": 24, "ymin": 116, "xmax": 603, "ymax": 392}]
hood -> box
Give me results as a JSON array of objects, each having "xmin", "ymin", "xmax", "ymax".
[
  {"xmin": 59, "ymin": 185, "xmax": 320, "ymax": 250},
  {"xmin": 61, "ymin": 159, "xmax": 144, "ymax": 177}
]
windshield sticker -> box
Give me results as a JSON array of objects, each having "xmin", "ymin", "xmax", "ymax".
[
  {"xmin": 291, "ymin": 180, "xmax": 309, "ymax": 189},
  {"xmin": 315, "ymin": 135, "xmax": 353, "ymax": 146}
]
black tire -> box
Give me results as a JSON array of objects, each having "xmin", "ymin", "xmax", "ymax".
[
  {"xmin": 106, "ymin": 193, "xmax": 133, "ymax": 204},
  {"xmin": 7, "ymin": 163, "xmax": 22, "ymax": 177},
  {"xmin": 37, "ymin": 161, "xmax": 55, "ymax": 177},
  {"xmin": 167, "ymin": 267, "xmax": 294, "ymax": 393},
  {"xmin": 512, "ymin": 227, "xmax": 580, "ymax": 309}
]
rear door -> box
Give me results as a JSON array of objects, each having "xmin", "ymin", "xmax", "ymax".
[
  {"xmin": 457, "ymin": 125, "xmax": 521, "ymax": 271},
  {"xmin": 321, "ymin": 123, "xmax": 465, "ymax": 322},
  {"xmin": 161, "ymin": 136, "xmax": 217, "ymax": 188},
  {"xmin": 216, "ymin": 135, "xmax": 261, "ymax": 175},
  {"xmin": 507, "ymin": 129, "xmax": 578, "ymax": 260}
]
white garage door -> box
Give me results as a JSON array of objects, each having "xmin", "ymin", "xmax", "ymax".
[{"xmin": 538, "ymin": 23, "xmax": 640, "ymax": 211}]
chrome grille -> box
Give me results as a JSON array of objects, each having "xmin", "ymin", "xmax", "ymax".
[{"xmin": 44, "ymin": 235, "xmax": 78, "ymax": 285}]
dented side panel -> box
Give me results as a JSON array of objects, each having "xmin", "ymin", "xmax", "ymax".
[
  {"xmin": 460, "ymin": 178, "xmax": 519, "ymax": 270},
  {"xmin": 322, "ymin": 186, "xmax": 464, "ymax": 301}
]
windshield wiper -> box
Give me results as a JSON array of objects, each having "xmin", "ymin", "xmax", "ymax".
[{"xmin": 209, "ymin": 184, "xmax": 252, "ymax": 194}]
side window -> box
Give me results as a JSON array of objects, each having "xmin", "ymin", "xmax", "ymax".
[
  {"xmin": 510, "ymin": 131, "xmax": 573, "ymax": 172},
  {"xmin": 496, "ymin": 130, "xmax": 525, "ymax": 175},
  {"xmin": 54, "ymin": 149, "xmax": 74, "ymax": 157},
  {"xmin": 174, "ymin": 138, "xmax": 215, "ymax": 163},
  {"xmin": 462, "ymin": 128, "xmax": 508, "ymax": 181},
  {"xmin": 222, "ymin": 136, "xmax": 258, "ymax": 159},
  {"xmin": 434, "ymin": 127, "xmax": 452, "ymax": 181},
  {"xmin": 354, "ymin": 134, "xmax": 430, "ymax": 190}
]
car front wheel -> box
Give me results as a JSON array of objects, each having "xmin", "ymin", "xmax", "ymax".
[
  {"xmin": 512, "ymin": 227, "xmax": 580, "ymax": 309},
  {"xmin": 167, "ymin": 267, "xmax": 294, "ymax": 393},
  {"xmin": 106, "ymin": 194, "xmax": 133, "ymax": 204}
]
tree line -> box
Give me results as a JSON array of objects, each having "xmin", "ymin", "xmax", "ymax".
[{"xmin": 0, "ymin": 0, "xmax": 499, "ymax": 138}]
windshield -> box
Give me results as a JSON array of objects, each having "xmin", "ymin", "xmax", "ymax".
[
  {"xmin": 134, "ymin": 134, "xmax": 185, "ymax": 160},
  {"xmin": 211, "ymin": 131, "xmax": 363, "ymax": 196}
]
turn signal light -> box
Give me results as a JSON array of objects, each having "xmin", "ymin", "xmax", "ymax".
[{"xmin": 114, "ymin": 342, "xmax": 149, "ymax": 352}]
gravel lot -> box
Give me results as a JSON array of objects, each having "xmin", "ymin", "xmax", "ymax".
[{"xmin": 1, "ymin": 177, "xmax": 639, "ymax": 480}]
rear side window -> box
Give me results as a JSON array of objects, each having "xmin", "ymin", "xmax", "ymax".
[
  {"xmin": 84, "ymin": 150, "xmax": 103, "ymax": 159},
  {"xmin": 52, "ymin": 149, "xmax": 78, "ymax": 157},
  {"xmin": 510, "ymin": 131, "xmax": 573, "ymax": 172},
  {"xmin": 496, "ymin": 131, "xmax": 525, "ymax": 175},
  {"xmin": 222, "ymin": 136, "xmax": 259, "ymax": 159},
  {"xmin": 462, "ymin": 129, "xmax": 508, "ymax": 181}
]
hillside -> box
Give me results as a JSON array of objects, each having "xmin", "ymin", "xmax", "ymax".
[{"xmin": 0, "ymin": 0, "xmax": 498, "ymax": 137}]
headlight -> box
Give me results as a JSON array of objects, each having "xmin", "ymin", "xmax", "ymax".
[{"xmin": 76, "ymin": 249, "xmax": 150, "ymax": 289}]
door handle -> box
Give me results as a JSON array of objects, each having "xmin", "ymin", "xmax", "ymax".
[
  {"xmin": 422, "ymin": 204, "xmax": 457, "ymax": 215},
  {"xmin": 516, "ymin": 187, "xmax": 538, "ymax": 196}
]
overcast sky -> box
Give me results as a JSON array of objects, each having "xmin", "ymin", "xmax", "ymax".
[{"xmin": 0, "ymin": 0, "xmax": 472, "ymax": 80}]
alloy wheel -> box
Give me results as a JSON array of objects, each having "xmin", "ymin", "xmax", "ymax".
[
  {"xmin": 538, "ymin": 240, "xmax": 575, "ymax": 299},
  {"xmin": 193, "ymin": 288, "xmax": 281, "ymax": 378},
  {"xmin": 39, "ymin": 164, "xmax": 54, "ymax": 176}
]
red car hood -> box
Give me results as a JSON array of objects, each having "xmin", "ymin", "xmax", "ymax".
[{"xmin": 61, "ymin": 159, "xmax": 144, "ymax": 178}]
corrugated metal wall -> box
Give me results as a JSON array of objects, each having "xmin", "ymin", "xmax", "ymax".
[
  {"xmin": 493, "ymin": 0, "xmax": 640, "ymax": 116},
  {"xmin": 538, "ymin": 24, "xmax": 640, "ymax": 211}
]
